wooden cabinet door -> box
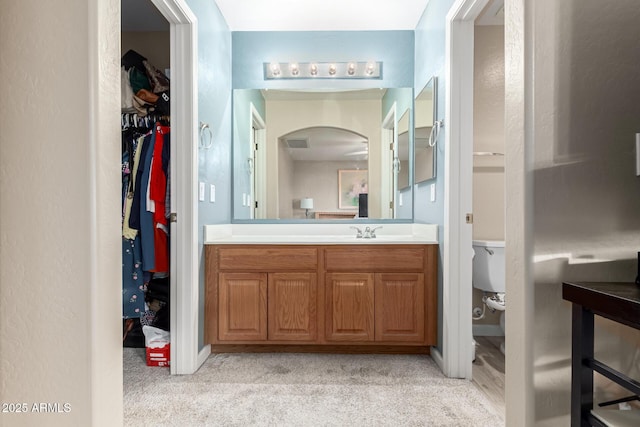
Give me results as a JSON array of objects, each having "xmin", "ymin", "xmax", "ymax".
[
  {"xmin": 218, "ymin": 273, "xmax": 267, "ymax": 341},
  {"xmin": 325, "ymin": 273, "xmax": 374, "ymax": 341},
  {"xmin": 268, "ymin": 273, "xmax": 317, "ymax": 341},
  {"xmin": 375, "ymin": 273, "xmax": 425, "ymax": 342}
]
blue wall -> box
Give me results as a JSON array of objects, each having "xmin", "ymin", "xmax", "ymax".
[
  {"xmin": 186, "ymin": 0, "xmax": 232, "ymax": 350},
  {"xmin": 414, "ymin": 0, "xmax": 454, "ymax": 352},
  {"xmin": 232, "ymin": 31, "xmax": 414, "ymax": 90}
]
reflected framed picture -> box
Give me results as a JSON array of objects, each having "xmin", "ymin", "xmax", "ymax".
[{"xmin": 338, "ymin": 169, "xmax": 368, "ymax": 209}]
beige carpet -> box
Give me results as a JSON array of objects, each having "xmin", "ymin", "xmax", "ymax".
[{"xmin": 124, "ymin": 349, "xmax": 503, "ymax": 426}]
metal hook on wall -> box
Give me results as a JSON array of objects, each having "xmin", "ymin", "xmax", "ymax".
[
  {"xmin": 428, "ymin": 119, "xmax": 444, "ymax": 148},
  {"xmin": 199, "ymin": 121, "xmax": 213, "ymax": 149}
]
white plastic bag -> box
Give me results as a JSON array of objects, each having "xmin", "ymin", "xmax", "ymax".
[{"xmin": 142, "ymin": 325, "xmax": 170, "ymax": 349}]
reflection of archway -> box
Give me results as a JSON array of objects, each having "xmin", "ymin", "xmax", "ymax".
[{"xmin": 275, "ymin": 126, "xmax": 369, "ymax": 219}]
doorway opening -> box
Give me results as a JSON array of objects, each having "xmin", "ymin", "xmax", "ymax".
[
  {"xmin": 444, "ymin": 0, "xmax": 506, "ymax": 418},
  {"xmin": 121, "ymin": 0, "xmax": 200, "ymax": 375}
]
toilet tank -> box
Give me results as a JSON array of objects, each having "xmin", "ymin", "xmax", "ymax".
[{"xmin": 472, "ymin": 240, "xmax": 505, "ymax": 293}]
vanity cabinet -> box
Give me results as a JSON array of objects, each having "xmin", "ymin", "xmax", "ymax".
[
  {"xmin": 324, "ymin": 247, "xmax": 431, "ymax": 344},
  {"xmin": 324, "ymin": 272, "xmax": 426, "ymax": 343},
  {"xmin": 218, "ymin": 272, "xmax": 317, "ymax": 342},
  {"xmin": 205, "ymin": 243, "xmax": 437, "ymax": 350},
  {"xmin": 208, "ymin": 246, "xmax": 318, "ymax": 343}
]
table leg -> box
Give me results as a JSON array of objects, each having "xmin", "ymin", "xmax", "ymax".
[{"xmin": 571, "ymin": 303, "xmax": 594, "ymax": 427}]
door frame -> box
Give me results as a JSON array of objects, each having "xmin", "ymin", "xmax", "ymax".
[
  {"xmin": 150, "ymin": 0, "xmax": 200, "ymax": 375},
  {"xmin": 442, "ymin": 0, "xmax": 489, "ymax": 380},
  {"xmin": 250, "ymin": 103, "xmax": 266, "ymax": 219},
  {"xmin": 381, "ymin": 103, "xmax": 397, "ymax": 219}
]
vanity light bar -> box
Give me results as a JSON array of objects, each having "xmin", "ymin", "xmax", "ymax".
[{"xmin": 264, "ymin": 61, "xmax": 382, "ymax": 80}]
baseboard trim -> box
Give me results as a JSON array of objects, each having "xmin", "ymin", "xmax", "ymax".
[
  {"xmin": 431, "ymin": 346, "xmax": 444, "ymax": 373},
  {"xmin": 197, "ymin": 345, "xmax": 211, "ymax": 370},
  {"xmin": 209, "ymin": 344, "xmax": 431, "ymax": 355},
  {"xmin": 473, "ymin": 324, "xmax": 504, "ymax": 337}
]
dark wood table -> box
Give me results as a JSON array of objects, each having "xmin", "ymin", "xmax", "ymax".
[{"xmin": 562, "ymin": 282, "xmax": 640, "ymax": 426}]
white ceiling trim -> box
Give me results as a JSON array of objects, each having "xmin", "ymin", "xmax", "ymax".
[{"xmin": 213, "ymin": 0, "xmax": 432, "ymax": 31}]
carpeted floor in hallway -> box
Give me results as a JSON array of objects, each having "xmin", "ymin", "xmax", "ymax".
[{"xmin": 124, "ymin": 349, "xmax": 503, "ymax": 426}]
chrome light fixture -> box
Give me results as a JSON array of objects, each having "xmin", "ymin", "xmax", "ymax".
[{"xmin": 264, "ymin": 61, "xmax": 382, "ymax": 79}]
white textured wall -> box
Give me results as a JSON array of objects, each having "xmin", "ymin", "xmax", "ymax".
[
  {"xmin": 0, "ymin": 0, "xmax": 122, "ymax": 426},
  {"xmin": 472, "ymin": 25, "xmax": 505, "ymax": 328},
  {"xmin": 507, "ymin": 0, "xmax": 640, "ymax": 425},
  {"xmin": 266, "ymin": 98, "xmax": 382, "ymax": 218}
]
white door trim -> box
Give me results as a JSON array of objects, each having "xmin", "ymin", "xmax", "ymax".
[
  {"xmin": 381, "ymin": 103, "xmax": 397, "ymax": 218},
  {"xmin": 443, "ymin": 0, "xmax": 489, "ymax": 380},
  {"xmin": 250, "ymin": 103, "xmax": 267, "ymax": 219},
  {"xmin": 150, "ymin": 0, "xmax": 200, "ymax": 375}
]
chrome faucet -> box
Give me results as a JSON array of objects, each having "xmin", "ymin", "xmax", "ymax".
[
  {"xmin": 349, "ymin": 226, "xmax": 363, "ymax": 238},
  {"xmin": 363, "ymin": 226, "xmax": 383, "ymax": 239}
]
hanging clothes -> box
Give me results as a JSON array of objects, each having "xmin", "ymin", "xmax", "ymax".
[
  {"xmin": 149, "ymin": 124, "xmax": 170, "ymax": 273},
  {"xmin": 131, "ymin": 130, "xmax": 157, "ymax": 271},
  {"xmin": 122, "ymin": 237, "xmax": 144, "ymax": 318},
  {"xmin": 121, "ymin": 131, "xmax": 147, "ymax": 318}
]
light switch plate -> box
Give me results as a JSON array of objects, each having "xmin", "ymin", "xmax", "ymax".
[
  {"xmin": 242, "ymin": 193, "xmax": 247, "ymax": 206},
  {"xmin": 199, "ymin": 182, "xmax": 205, "ymax": 201},
  {"xmin": 399, "ymin": 193, "xmax": 403, "ymax": 206},
  {"xmin": 430, "ymin": 184, "xmax": 436, "ymax": 202},
  {"xmin": 210, "ymin": 184, "xmax": 215, "ymax": 202}
]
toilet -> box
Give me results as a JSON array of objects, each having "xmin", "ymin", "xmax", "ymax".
[{"xmin": 472, "ymin": 240, "xmax": 505, "ymax": 355}]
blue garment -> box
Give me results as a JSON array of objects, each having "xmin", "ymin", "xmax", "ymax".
[
  {"xmin": 128, "ymin": 134, "xmax": 151, "ymax": 231},
  {"xmin": 122, "ymin": 237, "xmax": 145, "ymax": 318},
  {"xmin": 137, "ymin": 130, "xmax": 156, "ymax": 271}
]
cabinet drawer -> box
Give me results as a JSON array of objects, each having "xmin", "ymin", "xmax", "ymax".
[
  {"xmin": 325, "ymin": 246, "xmax": 425, "ymax": 272},
  {"xmin": 217, "ymin": 246, "xmax": 318, "ymax": 271}
]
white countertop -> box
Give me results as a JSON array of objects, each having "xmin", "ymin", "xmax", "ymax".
[{"xmin": 204, "ymin": 223, "xmax": 438, "ymax": 245}]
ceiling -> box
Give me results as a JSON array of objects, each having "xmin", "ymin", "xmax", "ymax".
[
  {"xmin": 282, "ymin": 127, "xmax": 368, "ymax": 162},
  {"xmin": 213, "ymin": 0, "xmax": 431, "ymax": 31},
  {"xmin": 122, "ymin": 0, "xmax": 430, "ymax": 32},
  {"xmin": 122, "ymin": 0, "xmax": 503, "ymax": 33}
]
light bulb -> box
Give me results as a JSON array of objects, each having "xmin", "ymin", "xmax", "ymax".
[
  {"xmin": 366, "ymin": 62, "xmax": 375, "ymax": 75},
  {"xmin": 270, "ymin": 62, "xmax": 281, "ymax": 76},
  {"xmin": 328, "ymin": 64, "xmax": 337, "ymax": 76},
  {"xmin": 309, "ymin": 63, "xmax": 318, "ymax": 76},
  {"xmin": 290, "ymin": 62, "xmax": 299, "ymax": 76},
  {"xmin": 347, "ymin": 62, "xmax": 356, "ymax": 75}
]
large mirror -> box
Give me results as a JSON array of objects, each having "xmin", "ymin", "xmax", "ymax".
[
  {"xmin": 415, "ymin": 77, "xmax": 437, "ymax": 183},
  {"xmin": 233, "ymin": 87, "xmax": 413, "ymax": 221}
]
